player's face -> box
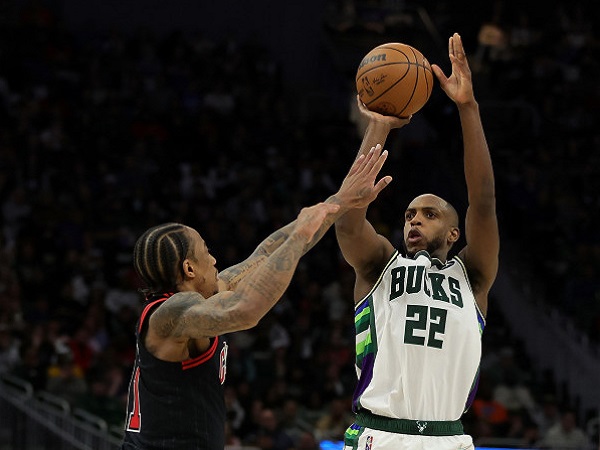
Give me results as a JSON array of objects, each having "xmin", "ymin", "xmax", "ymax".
[
  {"xmin": 403, "ymin": 194, "xmax": 457, "ymax": 259},
  {"xmin": 186, "ymin": 228, "xmax": 219, "ymax": 296}
]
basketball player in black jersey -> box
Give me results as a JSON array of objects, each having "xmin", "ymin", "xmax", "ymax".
[{"xmin": 121, "ymin": 145, "xmax": 407, "ymax": 449}]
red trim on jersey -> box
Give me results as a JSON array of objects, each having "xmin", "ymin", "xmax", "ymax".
[
  {"xmin": 138, "ymin": 293, "xmax": 173, "ymax": 333},
  {"xmin": 181, "ymin": 337, "xmax": 219, "ymax": 370}
]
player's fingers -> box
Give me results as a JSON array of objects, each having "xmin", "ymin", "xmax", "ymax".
[
  {"xmin": 431, "ymin": 64, "xmax": 447, "ymax": 84},
  {"xmin": 347, "ymin": 153, "xmax": 365, "ymax": 176},
  {"xmin": 372, "ymin": 176, "xmax": 393, "ymax": 196},
  {"xmin": 364, "ymin": 145, "xmax": 384, "ymax": 172},
  {"xmin": 357, "ymin": 145, "xmax": 378, "ymax": 171},
  {"xmin": 321, "ymin": 203, "xmax": 340, "ymax": 215},
  {"xmin": 356, "ymin": 95, "xmax": 369, "ymax": 112},
  {"xmin": 454, "ymin": 33, "xmax": 464, "ymax": 53},
  {"xmin": 369, "ymin": 150, "xmax": 389, "ymax": 176},
  {"xmin": 304, "ymin": 203, "xmax": 339, "ymax": 222}
]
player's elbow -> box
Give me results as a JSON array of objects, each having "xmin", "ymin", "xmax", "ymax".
[
  {"xmin": 335, "ymin": 219, "xmax": 362, "ymax": 238},
  {"xmin": 227, "ymin": 300, "xmax": 262, "ymax": 331}
]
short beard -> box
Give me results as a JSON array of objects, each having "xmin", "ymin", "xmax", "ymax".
[{"xmin": 405, "ymin": 234, "xmax": 445, "ymax": 258}]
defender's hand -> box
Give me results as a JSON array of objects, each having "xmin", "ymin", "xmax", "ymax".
[
  {"xmin": 293, "ymin": 203, "xmax": 340, "ymax": 243},
  {"xmin": 336, "ymin": 144, "xmax": 391, "ymax": 210}
]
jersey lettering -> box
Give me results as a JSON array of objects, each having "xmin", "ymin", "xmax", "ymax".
[
  {"xmin": 406, "ymin": 266, "xmax": 424, "ymax": 294},
  {"xmin": 448, "ymin": 277, "xmax": 463, "ymax": 307},
  {"xmin": 390, "ymin": 266, "xmax": 406, "ymax": 299},
  {"xmin": 389, "ymin": 267, "xmax": 463, "ymax": 309},
  {"xmin": 429, "ymin": 273, "xmax": 450, "ymax": 303},
  {"xmin": 126, "ymin": 367, "xmax": 141, "ymax": 432}
]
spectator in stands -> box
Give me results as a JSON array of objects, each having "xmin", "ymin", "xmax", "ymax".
[
  {"xmin": 472, "ymin": 376, "xmax": 509, "ymax": 435},
  {"xmin": 532, "ymin": 394, "xmax": 562, "ymax": 438},
  {"xmin": 280, "ymin": 398, "xmax": 313, "ymax": 442},
  {"xmin": 0, "ymin": 324, "xmax": 20, "ymax": 375},
  {"xmin": 245, "ymin": 407, "xmax": 294, "ymax": 450},
  {"xmin": 45, "ymin": 348, "xmax": 87, "ymax": 406},
  {"xmin": 314, "ymin": 397, "xmax": 353, "ymax": 442},
  {"xmin": 296, "ymin": 431, "xmax": 320, "ymax": 449},
  {"xmin": 76, "ymin": 366, "xmax": 124, "ymax": 427},
  {"xmin": 537, "ymin": 409, "xmax": 590, "ymax": 449}
]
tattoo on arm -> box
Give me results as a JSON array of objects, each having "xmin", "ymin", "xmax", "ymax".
[
  {"xmin": 154, "ymin": 292, "xmax": 244, "ymax": 338},
  {"xmin": 253, "ymin": 226, "xmax": 293, "ymax": 257},
  {"xmin": 302, "ymin": 215, "xmax": 337, "ymax": 255},
  {"xmin": 301, "ymin": 196, "xmax": 342, "ymax": 255},
  {"xmin": 219, "ymin": 224, "xmax": 295, "ymax": 289},
  {"xmin": 152, "ymin": 293, "xmax": 200, "ymax": 338},
  {"xmin": 157, "ymin": 235, "xmax": 309, "ymax": 338},
  {"xmin": 219, "ymin": 255, "xmax": 267, "ymax": 290}
]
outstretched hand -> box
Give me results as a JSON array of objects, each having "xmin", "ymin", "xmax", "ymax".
[
  {"xmin": 336, "ymin": 143, "xmax": 391, "ymax": 210},
  {"xmin": 431, "ymin": 33, "xmax": 475, "ymax": 105},
  {"xmin": 293, "ymin": 202, "xmax": 341, "ymax": 243}
]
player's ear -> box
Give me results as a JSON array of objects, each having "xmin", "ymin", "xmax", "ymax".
[
  {"xmin": 182, "ymin": 259, "xmax": 196, "ymax": 279},
  {"xmin": 448, "ymin": 227, "xmax": 460, "ymax": 244}
]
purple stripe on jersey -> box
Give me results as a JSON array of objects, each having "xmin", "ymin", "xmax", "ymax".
[
  {"xmin": 355, "ymin": 299, "xmax": 369, "ymax": 316},
  {"xmin": 353, "ymin": 353, "xmax": 375, "ymax": 413},
  {"xmin": 464, "ymin": 369, "xmax": 481, "ymax": 412}
]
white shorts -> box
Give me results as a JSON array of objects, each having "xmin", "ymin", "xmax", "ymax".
[{"xmin": 343, "ymin": 426, "xmax": 475, "ymax": 450}]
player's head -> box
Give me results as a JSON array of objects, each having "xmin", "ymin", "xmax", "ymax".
[
  {"xmin": 133, "ymin": 223, "xmax": 218, "ymax": 298},
  {"xmin": 403, "ymin": 194, "xmax": 459, "ymax": 260}
]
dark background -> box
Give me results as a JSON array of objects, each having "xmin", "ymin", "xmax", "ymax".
[{"xmin": 0, "ymin": 0, "xmax": 598, "ymax": 448}]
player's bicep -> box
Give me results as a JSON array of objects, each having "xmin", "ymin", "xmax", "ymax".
[
  {"xmin": 336, "ymin": 218, "xmax": 394, "ymax": 276},
  {"xmin": 459, "ymin": 205, "xmax": 499, "ymax": 295},
  {"xmin": 150, "ymin": 291, "xmax": 245, "ymax": 339}
]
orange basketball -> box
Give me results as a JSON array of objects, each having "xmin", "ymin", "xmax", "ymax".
[{"xmin": 356, "ymin": 43, "xmax": 434, "ymax": 118}]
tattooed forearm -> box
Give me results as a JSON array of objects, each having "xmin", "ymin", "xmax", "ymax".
[
  {"xmin": 272, "ymin": 236, "xmax": 303, "ymax": 271},
  {"xmin": 253, "ymin": 225, "xmax": 294, "ymax": 257},
  {"xmin": 302, "ymin": 215, "xmax": 338, "ymax": 255},
  {"xmin": 301, "ymin": 195, "xmax": 345, "ymax": 255},
  {"xmin": 219, "ymin": 255, "xmax": 268, "ymax": 290},
  {"xmin": 234, "ymin": 235, "xmax": 304, "ymax": 313},
  {"xmin": 219, "ymin": 223, "xmax": 296, "ymax": 289}
]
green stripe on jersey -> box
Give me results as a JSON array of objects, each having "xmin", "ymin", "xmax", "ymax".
[{"xmin": 355, "ymin": 307, "xmax": 371, "ymax": 334}]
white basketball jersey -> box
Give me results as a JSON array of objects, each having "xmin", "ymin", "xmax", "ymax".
[{"xmin": 353, "ymin": 250, "xmax": 485, "ymax": 421}]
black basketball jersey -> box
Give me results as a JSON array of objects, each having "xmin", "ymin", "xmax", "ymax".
[{"xmin": 122, "ymin": 293, "xmax": 228, "ymax": 450}]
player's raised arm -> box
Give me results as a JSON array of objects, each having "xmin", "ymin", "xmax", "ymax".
[
  {"xmin": 218, "ymin": 140, "xmax": 396, "ymax": 292},
  {"xmin": 151, "ymin": 147, "xmax": 394, "ymax": 339},
  {"xmin": 217, "ymin": 222, "xmax": 295, "ymax": 292},
  {"xmin": 335, "ymin": 99, "xmax": 409, "ymax": 300},
  {"xmin": 153, "ymin": 202, "xmax": 340, "ymax": 338},
  {"xmin": 432, "ymin": 33, "xmax": 499, "ymax": 315}
]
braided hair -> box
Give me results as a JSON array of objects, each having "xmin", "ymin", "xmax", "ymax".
[{"xmin": 133, "ymin": 223, "xmax": 192, "ymax": 296}]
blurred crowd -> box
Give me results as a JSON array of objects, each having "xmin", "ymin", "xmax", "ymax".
[{"xmin": 0, "ymin": 0, "xmax": 598, "ymax": 449}]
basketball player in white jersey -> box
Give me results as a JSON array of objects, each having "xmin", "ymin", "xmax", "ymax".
[{"xmin": 336, "ymin": 33, "xmax": 499, "ymax": 450}]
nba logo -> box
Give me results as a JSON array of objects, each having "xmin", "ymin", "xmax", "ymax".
[{"xmin": 365, "ymin": 435, "xmax": 373, "ymax": 450}]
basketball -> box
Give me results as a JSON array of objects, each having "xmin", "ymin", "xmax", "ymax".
[{"xmin": 356, "ymin": 43, "xmax": 434, "ymax": 118}]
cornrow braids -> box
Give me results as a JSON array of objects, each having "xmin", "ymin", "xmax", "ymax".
[{"xmin": 133, "ymin": 223, "xmax": 192, "ymax": 296}]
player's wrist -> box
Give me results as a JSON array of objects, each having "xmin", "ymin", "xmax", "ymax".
[
  {"xmin": 326, "ymin": 194, "xmax": 352, "ymax": 212},
  {"xmin": 367, "ymin": 117, "xmax": 394, "ymax": 132},
  {"xmin": 456, "ymin": 99, "xmax": 479, "ymax": 111}
]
